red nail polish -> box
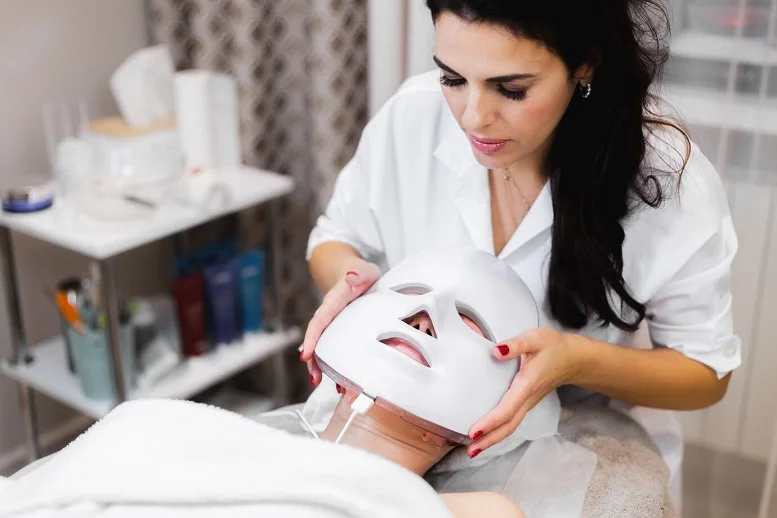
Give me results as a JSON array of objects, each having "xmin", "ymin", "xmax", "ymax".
[
  {"xmin": 472, "ymin": 430, "xmax": 483, "ymax": 440},
  {"xmin": 469, "ymin": 449, "xmax": 482, "ymax": 458},
  {"xmin": 336, "ymin": 383, "xmax": 344, "ymax": 394},
  {"xmin": 497, "ymin": 344, "xmax": 510, "ymax": 356}
]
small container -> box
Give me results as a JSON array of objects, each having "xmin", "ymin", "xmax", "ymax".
[
  {"xmin": 67, "ymin": 321, "xmax": 136, "ymax": 403},
  {"xmin": 56, "ymin": 277, "xmax": 89, "ymax": 374},
  {"xmin": 238, "ymin": 249, "xmax": 265, "ymax": 334},
  {"xmin": 1, "ymin": 182, "xmax": 54, "ymax": 213}
]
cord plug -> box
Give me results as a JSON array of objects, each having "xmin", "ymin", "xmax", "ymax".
[
  {"xmin": 350, "ymin": 392, "xmax": 375, "ymax": 415},
  {"xmin": 334, "ymin": 392, "xmax": 375, "ymax": 444}
]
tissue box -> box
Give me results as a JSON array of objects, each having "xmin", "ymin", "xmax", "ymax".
[
  {"xmin": 174, "ymin": 70, "xmax": 242, "ymax": 171},
  {"xmin": 84, "ymin": 117, "xmax": 184, "ymax": 189}
]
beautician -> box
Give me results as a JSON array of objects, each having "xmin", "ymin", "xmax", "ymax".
[{"xmin": 300, "ymin": 0, "xmax": 740, "ymax": 506}]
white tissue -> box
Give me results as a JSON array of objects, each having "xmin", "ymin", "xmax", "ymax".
[
  {"xmin": 503, "ymin": 436, "xmax": 597, "ymax": 517},
  {"xmin": 110, "ymin": 45, "xmax": 176, "ymax": 127},
  {"xmin": 301, "ymin": 377, "xmax": 341, "ymax": 433},
  {"xmin": 174, "ymin": 168, "xmax": 231, "ymax": 210}
]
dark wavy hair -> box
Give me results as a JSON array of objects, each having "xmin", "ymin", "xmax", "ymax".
[{"xmin": 426, "ymin": 0, "xmax": 690, "ymax": 332}]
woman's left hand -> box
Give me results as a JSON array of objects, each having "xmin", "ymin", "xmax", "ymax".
[{"xmin": 466, "ymin": 328, "xmax": 580, "ymax": 458}]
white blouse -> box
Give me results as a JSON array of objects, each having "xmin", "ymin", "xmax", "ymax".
[{"xmin": 308, "ymin": 70, "xmax": 741, "ymax": 378}]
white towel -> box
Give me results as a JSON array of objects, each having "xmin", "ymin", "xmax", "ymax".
[{"xmin": 0, "ymin": 399, "xmax": 453, "ymax": 518}]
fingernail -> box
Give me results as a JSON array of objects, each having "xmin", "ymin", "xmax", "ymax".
[
  {"xmin": 336, "ymin": 383, "xmax": 344, "ymax": 394},
  {"xmin": 472, "ymin": 430, "xmax": 483, "ymax": 440},
  {"xmin": 469, "ymin": 449, "xmax": 482, "ymax": 458},
  {"xmin": 310, "ymin": 375, "xmax": 315, "ymax": 386},
  {"xmin": 346, "ymin": 270, "xmax": 358, "ymax": 278},
  {"xmin": 497, "ymin": 344, "xmax": 510, "ymax": 356}
]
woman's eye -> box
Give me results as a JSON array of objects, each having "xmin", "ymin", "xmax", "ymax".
[
  {"xmin": 498, "ymin": 86, "xmax": 528, "ymax": 101},
  {"xmin": 439, "ymin": 74, "xmax": 466, "ymax": 88}
]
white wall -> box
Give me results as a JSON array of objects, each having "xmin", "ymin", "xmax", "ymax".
[
  {"xmin": 679, "ymin": 181, "xmax": 777, "ymax": 463},
  {"xmin": 0, "ymin": 0, "xmax": 171, "ymax": 471}
]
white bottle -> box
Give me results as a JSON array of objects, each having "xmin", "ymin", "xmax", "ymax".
[{"xmin": 174, "ymin": 70, "xmax": 242, "ymax": 172}]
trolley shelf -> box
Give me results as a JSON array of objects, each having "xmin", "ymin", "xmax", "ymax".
[
  {"xmin": 0, "ymin": 167, "xmax": 294, "ymax": 260},
  {"xmin": 1, "ymin": 327, "xmax": 301, "ymax": 420}
]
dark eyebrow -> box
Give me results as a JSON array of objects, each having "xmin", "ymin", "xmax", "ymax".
[{"xmin": 433, "ymin": 55, "xmax": 535, "ymax": 82}]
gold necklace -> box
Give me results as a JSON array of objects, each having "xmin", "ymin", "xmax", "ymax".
[{"xmin": 503, "ymin": 167, "xmax": 531, "ymax": 212}]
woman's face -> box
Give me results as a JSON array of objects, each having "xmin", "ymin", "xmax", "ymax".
[{"xmin": 434, "ymin": 12, "xmax": 591, "ymax": 172}]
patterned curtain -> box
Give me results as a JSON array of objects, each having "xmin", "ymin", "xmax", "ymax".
[{"xmin": 147, "ymin": 0, "xmax": 369, "ymax": 329}]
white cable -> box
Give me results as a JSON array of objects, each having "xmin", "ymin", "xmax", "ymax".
[
  {"xmin": 294, "ymin": 409, "xmax": 320, "ymax": 440},
  {"xmin": 335, "ymin": 393, "xmax": 375, "ymax": 444},
  {"xmin": 335, "ymin": 410, "xmax": 359, "ymax": 444}
]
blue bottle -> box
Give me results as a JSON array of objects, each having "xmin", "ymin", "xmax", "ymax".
[
  {"xmin": 203, "ymin": 259, "xmax": 240, "ymax": 346},
  {"xmin": 238, "ymin": 249, "xmax": 265, "ymax": 334}
]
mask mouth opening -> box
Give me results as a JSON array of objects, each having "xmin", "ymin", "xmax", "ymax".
[{"xmin": 378, "ymin": 331, "xmax": 431, "ymax": 367}]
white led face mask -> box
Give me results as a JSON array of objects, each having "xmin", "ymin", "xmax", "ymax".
[{"xmin": 314, "ymin": 247, "xmax": 539, "ymax": 444}]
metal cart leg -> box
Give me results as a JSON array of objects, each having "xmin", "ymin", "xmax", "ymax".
[
  {"xmin": 268, "ymin": 199, "xmax": 290, "ymax": 406},
  {"xmin": 16, "ymin": 387, "xmax": 41, "ymax": 463},
  {"xmin": 95, "ymin": 258, "xmax": 127, "ymax": 404},
  {"xmin": 0, "ymin": 226, "xmax": 41, "ymax": 462},
  {"xmin": 272, "ymin": 353, "xmax": 290, "ymax": 407},
  {"xmin": 268, "ymin": 200, "xmax": 286, "ymax": 333}
]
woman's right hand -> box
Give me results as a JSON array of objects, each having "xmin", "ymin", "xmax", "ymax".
[{"xmin": 300, "ymin": 259, "xmax": 382, "ymax": 387}]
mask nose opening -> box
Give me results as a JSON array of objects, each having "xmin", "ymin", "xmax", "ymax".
[{"xmin": 403, "ymin": 310, "xmax": 436, "ymax": 337}]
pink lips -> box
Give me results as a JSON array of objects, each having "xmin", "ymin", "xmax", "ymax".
[
  {"xmin": 468, "ymin": 134, "xmax": 508, "ymax": 154},
  {"xmin": 381, "ymin": 337, "xmax": 430, "ymax": 367}
]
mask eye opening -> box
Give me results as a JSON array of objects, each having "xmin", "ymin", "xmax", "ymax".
[
  {"xmin": 455, "ymin": 302, "xmax": 495, "ymax": 343},
  {"xmin": 390, "ymin": 283, "xmax": 432, "ymax": 296}
]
